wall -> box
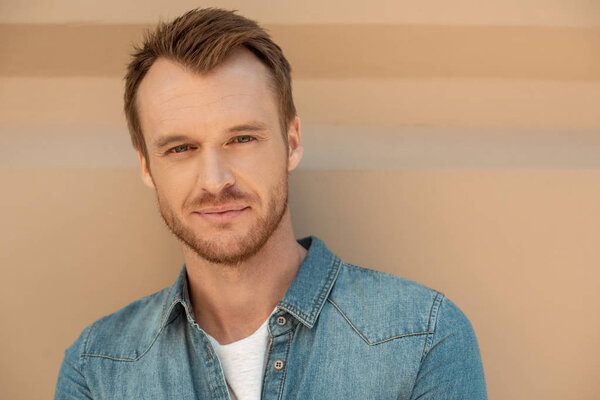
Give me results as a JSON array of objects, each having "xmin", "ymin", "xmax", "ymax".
[{"xmin": 1, "ymin": 1, "xmax": 599, "ymax": 398}]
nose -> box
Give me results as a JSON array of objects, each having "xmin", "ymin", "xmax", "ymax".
[{"xmin": 197, "ymin": 148, "xmax": 235, "ymax": 194}]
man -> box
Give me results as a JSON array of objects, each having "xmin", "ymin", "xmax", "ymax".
[{"xmin": 56, "ymin": 8, "xmax": 487, "ymax": 400}]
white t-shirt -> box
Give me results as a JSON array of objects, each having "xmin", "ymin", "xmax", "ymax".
[{"xmin": 206, "ymin": 310, "xmax": 275, "ymax": 400}]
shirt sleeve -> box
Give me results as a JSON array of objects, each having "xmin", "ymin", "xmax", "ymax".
[
  {"xmin": 409, "ymin": 296, "xmax": 488, "ymax": 400},
  {"xmin": 54, "ymin": 325, "xmax": 93, "ymax": 400}
]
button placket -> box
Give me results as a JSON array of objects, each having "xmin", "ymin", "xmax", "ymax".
[
  {"xmin": 191, "ymin": 328, "xmax": 231, "ymax": 400},
  {"xmin": 262, "ymin": 316, "xmax": 294, "ymax": 400}
]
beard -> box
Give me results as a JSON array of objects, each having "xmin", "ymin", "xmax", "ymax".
[{"xmin": 156, "ymin": 173, "xmax": 288, "ymax": 266}]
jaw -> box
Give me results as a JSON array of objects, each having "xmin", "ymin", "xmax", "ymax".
[{"xmin": 162, "ymin": 186, "xmax": 290, "ymax": 267}]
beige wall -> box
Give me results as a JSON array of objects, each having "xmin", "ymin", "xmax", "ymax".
[{"xmin": 1, "ymin": 1, "xmax": 599, "ymax": 399}]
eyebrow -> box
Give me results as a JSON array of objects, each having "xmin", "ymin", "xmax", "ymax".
[
  {"xmin": 152, "ymin": 121, "xmax": 270, "ymax": 149},
  {"xmin": 227, "ymin": 121, "xmax": 269, "ymax": 133}
]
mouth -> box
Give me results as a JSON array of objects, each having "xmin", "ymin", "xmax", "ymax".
[
  {"xmin": 195, "ymin": 205, "xmax": 250, "ymax": 224},
  {"xmin": 198, "ymin": 204, "xmax": 248, "ymax": 213}
]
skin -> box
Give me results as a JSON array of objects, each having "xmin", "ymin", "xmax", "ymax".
[{"xmin": 135, "ymin": 49, "xmax": 306, "ymax": 344}]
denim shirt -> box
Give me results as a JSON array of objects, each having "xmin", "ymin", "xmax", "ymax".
[{"xmin": 56, "ymin": 236, "xmax": 487, "ymax": 399}]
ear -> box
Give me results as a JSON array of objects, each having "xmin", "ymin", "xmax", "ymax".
[
  {"xmin": 287, "ymin": 116, "xmax": 303, "ymax": 172},
  {"xmin": 137, "ymin": 150, "xmax": 155, "ymax": 189}
]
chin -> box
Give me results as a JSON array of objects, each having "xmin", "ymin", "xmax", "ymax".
[{"xmin": 190, "ymin": 233, "xmax": 268, "ymax": 265}]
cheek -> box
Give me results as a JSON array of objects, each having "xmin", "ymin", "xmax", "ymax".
[
  {"xmin": 231, "ymin": 138, "xmax": 287, "ymax": 172},
  {"xmin": 229, "ymin": 145, "xmax": 286, "ymax": 191},
  {"xmin": 152, "ymin": 167, "xmax": 194, "ymax": 206}
]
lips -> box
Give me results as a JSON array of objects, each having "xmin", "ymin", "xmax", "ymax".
[
  {"xmin": 197, "ymin": 204, "xmax": 248, "ymax": 214},
  {"xmin": 195, "ymin": 204, "xmax": 249, "ymax": 223}
]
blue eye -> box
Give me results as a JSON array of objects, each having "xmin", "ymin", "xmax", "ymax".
[
  {"xmin": 170, "ymin": 144, "xmax": 189, "ymax": 153},
  {"xmin": 235, "ymin": 136, "xmax": 255, "ymax": 143}
]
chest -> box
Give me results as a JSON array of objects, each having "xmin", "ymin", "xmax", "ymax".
[{"xmin": 84, "ymin": 312, "xmax": 427, "ymax": 400}]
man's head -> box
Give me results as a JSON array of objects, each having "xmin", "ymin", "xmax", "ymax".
[
  {"xmin": 124, "ymin": 8, "xmax": 303, "ymax": 265},
  {"xmin": 124, "ymin": 8, "xmax": 296, "ymax": 166}
]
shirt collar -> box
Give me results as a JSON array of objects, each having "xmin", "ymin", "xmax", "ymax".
[
  {"xmin": 277, "ymin": 236, "xmax": 341, "ymax": 328},
  {"xmin": 161, "ymin": 235, "xmax": 342, "ymax": 330}
]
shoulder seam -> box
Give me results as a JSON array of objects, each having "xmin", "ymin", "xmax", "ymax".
[
  {"xmin": 420, "ymin": 291, "xmax": 445, "ymax": 361},
  {"xmin": 80, "ymin": 324, "xmax": 94, "ymax": 391},
  {"xmin": 82, "ymin": 322, "xmax": 94, "ymax": 355}
]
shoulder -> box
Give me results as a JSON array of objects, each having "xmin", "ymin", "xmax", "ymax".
[
  {"xmin": 66, "ymin": 286, "xmax": 174, "ymax": 362},
  {"xmin": 328, "ymin": 261, "xmax": 469, "ymax": 345}
]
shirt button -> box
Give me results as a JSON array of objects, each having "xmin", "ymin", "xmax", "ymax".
[
  {"xmin": 273, "ymin": 360, "xmax": 285, "ymax": 370},
  {"xmin": 276, "ymin": 316, "xmax": 287, "ymax": 326}
]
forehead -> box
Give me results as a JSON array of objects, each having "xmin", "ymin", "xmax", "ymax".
[{"xmin": 136, "ymin": 49, "xmax": 278, "ymax": 138}]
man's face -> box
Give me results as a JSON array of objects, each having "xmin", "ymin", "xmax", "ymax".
[{"xmin": 136, "ymin": 50, "xmax": 302, "ymax": 265}]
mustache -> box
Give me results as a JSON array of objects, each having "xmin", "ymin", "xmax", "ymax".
[{"xmin": 185, "ymin": 187, "xmax": 252, "ymax": 209}]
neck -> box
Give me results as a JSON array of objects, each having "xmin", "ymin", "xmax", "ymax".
[{"xmin": 183, "ymin": 208, "xmax": 307, "ymax": 345}]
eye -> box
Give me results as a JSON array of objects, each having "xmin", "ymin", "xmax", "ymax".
[
  {"xmin": 233, "ymin": 135, "xmax": 255, "ymax": 144},
  {"xmin": 169, "ymin": 144, "xmax": 191, "ymax": 154}
]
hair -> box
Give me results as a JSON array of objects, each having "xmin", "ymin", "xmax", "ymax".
[{"xmin": 123, "ymin": 8, "xmax": 296, "ymax": 164}]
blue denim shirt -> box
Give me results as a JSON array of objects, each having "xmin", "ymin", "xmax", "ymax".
[{"xmin": 56, "ymin": 236, "xmax": 487, "ymax": 399}]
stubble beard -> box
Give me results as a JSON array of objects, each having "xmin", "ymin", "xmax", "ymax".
[{"xmin": 156, "ymin": 173, "xmax": 289, "ymax": 266}]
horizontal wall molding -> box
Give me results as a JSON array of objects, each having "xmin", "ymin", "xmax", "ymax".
[
  {"xmin": 1, "ymin": 24, "xmax": 599, "ymax": 80},
  {"xmin": 2, "ymin": 77, "xmax": 599, "ymax": 130},
  {"xmin": 300, "ymin": 125, "xmax": 600, "ymax": 169},
  {"xmin": 2, "ymin": 0, "xmax": 599, "ymax": 26},
  {"xmin": 2, "ymin": 123, "xmax": 599, "ymax": 169}
]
